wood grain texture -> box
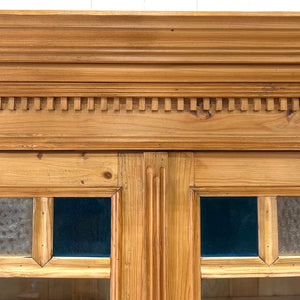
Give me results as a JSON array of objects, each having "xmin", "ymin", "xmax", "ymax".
[
  {"xmin": 2, "ymin": 12, "xmax": 300, "ymax": 65},
  {"xmin": 1, "ymin": 96, "xmax": 299, "ymax": 113},
  {"xmin": 1, "ymin": 102, "xmax": 300, "ymax": 150},
  {"xmin": 144, "ymin": 153, "xmax": 167, "ymax": 300},
  {"xmin": 0, "ymin": 152, "xmax": 117, "ymax": 187},
  {"xmin": 2, "ymin": 64, "xmax": 300, "ymax": 83},
  {"xmin": 32, "ymin": 197, "xmax": 54, "ymax": 267},
  {"xmin": 190, "ymin": 190, "xmax": 201, "ymax": 300},
  {"xmin": 195, "ymin": 152, "xmax": 300, "ymax": 187},
  {"xmin": 201, "ymin": 257, "xmax": 268, "ymax": 278},
  {"xmin": 2, "ymin": 83, "xmax": 300, "ymax": 98},
  {"xmin": 0, "ymin": 257, "xmax": 110, "ymax": 278},
  {"xmin": 166, "ymin": 153, "xmax": 194, "ymax": 300},
  {"xmin": 202, "ymin": 257, "xmax": 300, "ymax": 278},
  {"xmin": 258, "ymin": 197, "xmax": 279, "ymax": 266},
  {"xmin": 118, "ymin": 153, "xmax": 146, "ymax": 300},
  {"xmin": 0, "ymin": 187, "xmax": 119, "ymax": 198},
  {"xmin": 194, "ymin": 186, "xmax": 300, "ymax": 197},
  {"xmin": 111, "ymin": 191, "xmax": 122, "ymax": 300}
]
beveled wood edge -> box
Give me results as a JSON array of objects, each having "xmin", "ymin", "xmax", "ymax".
[
  {"xmin": 32, "ymin": 197, "xmax": 54, "ymax": 267},
  {"xmin": 1, "ymin": 83, "xmax": 300, "ymax": 98},
  {"xmin": 201, "ymin": 256, "xmax": 300, "ymax": 278},
  {"xmin": 192, "ymin": 186, "xmax": 300, "ymax": 196},
  {"xmin": 190, "ymin": 189, "xmax": 201, "ymax": 300},
  {"xmin": 191, "ymin": 189, "xmax": 300, "ymax": 280},
  {"xmin": 0, "ymin": 256, "xmax": 110, "ymax": 278},
  {"xmin": 0, "ymin": 188, "xmax": 121, "ymax": 286},
  {"xmin": 0, "ymin": 187, "xmax": 121, "ymax": 197},
  {"xmin": 3, "ymin": 11, "xmax": 300, "ymax": 16},
  {"xmin": 111, "ymin": 190, "xmax": 122, "ymax": 300},
  {"xmin": 258, "ymin": 196, "xmax": 279, "ymax": 266},
  {"xmin": 3, "ymin": 137, "xmax": 300, "ymax": 151}
]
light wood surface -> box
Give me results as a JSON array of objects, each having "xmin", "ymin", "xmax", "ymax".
[
  {"xmin": 0, "ymin": 257, "xmax": 110, "ymax": 278},
  {"xmin": 1, "ymin": 12, "xmax": 300, "ymax": 65},
  {"xmin": 195, "ymin": 152, "xmax": 300, "ymax": 187},
  {"xmin": 111, "ymin": 191, "xmax": 122, "ymax": 300},
  {"xmin": 144, "ymin": 153, "xmax": 167, "ymax": 300},
  {"xmin": 0, "ymin": 14, "xmax": 300, "ymax": 150},
  {"xmin": 32, "ymin": 197, "xmax": 54, "ymax": 267},
  {"xmin": 118, "ymin": 153, "xmax": 146, "ymax": 300},
  {"xmin": 166, "ymin": 153, "xmax": 194, "ymax": 300},
  {"xmin": 0, "ymin": 152, "xmax": 117, "ymax": 187},
  {"xmin": 2, "ymin": 11, "xmax": 300, "ymax": 299},
  {"xmin": 258, "ymin": 197, "xmax": 279, "ymax": 266},
  {"xmin": 202, "ymin": 256, "xmax": 300, "ymax": 278}
]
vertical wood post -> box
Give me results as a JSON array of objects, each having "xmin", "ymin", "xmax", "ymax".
[
  {"xmin": 144, "ymin": 152, "xmax": 167, "ymax": 300},
  {"xmin": 32, "ymin": 197, "xmax": 54, "ymax": 267},
  {"xmin": 167, "ymin": 153, "xmax": 196, "ymax": 299},
  {"xmin": 258, "ymin": 196, "xmax": 279, "ymax": 266}
]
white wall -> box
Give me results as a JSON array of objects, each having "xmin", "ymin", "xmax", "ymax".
[{"xmin": 0, "ymin": 0, "xmax": 300, "ymax": 11}]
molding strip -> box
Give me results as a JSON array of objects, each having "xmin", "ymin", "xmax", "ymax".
[
  {"xmin": 144, "ymin": 154, "xmax": 167, "ymax": 300},
  {"xmin": 0, "ymin": 97, "xmax": 299, "ymax": 112}
]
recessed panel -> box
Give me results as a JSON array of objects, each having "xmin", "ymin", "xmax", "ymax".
[
  {"xmin": 53, "ymin": 197, "xmax": 111, "ymax": 257},
  {"xmin": 0, "ymin": 197, "xmax": 33, "ymax": 256},
  {"xmin": 278, "ymin": 196, "xmax": 300, "ymax": 255},
  {"xmin": 201, "ymin": 197, "xmax": 258, "ymax": 257}
]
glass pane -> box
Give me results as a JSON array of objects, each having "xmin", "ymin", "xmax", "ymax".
[
  {"xmin": 278, "ymin": 196, "xmax": 300, "ymax": 255},
  {"xmin": 202, "ymin": 278, "xmax": 300, "ymax": 298},
  {"xmin": 53, "ymin": 197, "xmax": 111, "ymax": 257},
  {"xmin": 0, "ymin": 278, "xmax": 110, "ymax": 300},
  {"xmin": 0, "ymin": 197, "xmax": 33, "ymax": 256},
  {"xmin": 201, "ymin": 196, "xmax": 258, "ymax": 257}
]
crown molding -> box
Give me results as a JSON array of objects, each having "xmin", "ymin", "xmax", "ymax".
[
  {"xmin": 1, "ymin": 12, "xmax": 300, "ymax": 150},
  {"xmin": 1, "ymin": 11, "xmax": 300, "ymax": 67}
]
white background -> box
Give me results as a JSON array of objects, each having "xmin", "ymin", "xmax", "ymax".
[{"xmin": 0, "ymin": 0, "xmax": 299, "ymax": 11}]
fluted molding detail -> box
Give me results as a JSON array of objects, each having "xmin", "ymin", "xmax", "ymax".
[{"xmin": 145, "ymin": 167, "xmax": 166, "ymax": 300}]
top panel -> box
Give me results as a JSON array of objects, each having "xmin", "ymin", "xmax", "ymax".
[
  {"xmin": 1, "ymin": 12, "xmax": 300, "ymax": 67},
  {"xmin": 1, "ymin": 12, "xmax": 300, "ymax": 150}
]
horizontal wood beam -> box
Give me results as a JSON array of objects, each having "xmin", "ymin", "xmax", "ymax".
[
  {"xmin": 1, "ymin": 12, "xmax": 300, "ymax": 65},
  {"xmin": 0, "ymin": 257, "xmax": 110, "ymax": 278},
  {"xmin": 1, "ymin": 64, "xmax": 300, "ymax": 83},
  {"xmin": 202, "ymin": 256, "xmax": 300, "ymax": 278}
]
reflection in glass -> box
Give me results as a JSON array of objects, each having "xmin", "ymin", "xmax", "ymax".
[
  {"xmin": 201, "ymin": 197, "xmax": 258, "ymax": 257},
  {"xmin": 202, "ymin": 277, "xmax": 300, "ymax": 298},
  {"xmin": 0, "ymin": 198, "xmax": 33, "ymax": 255},
  {"xmin": 53, "ymin": 197, "xmax": 111, "ymax": 257},
  {"xmin": 278, "ymin": 196, "xmax": 300, "ymax": 255},
  {"xmin": 0, "ymin": 278, "xmax": 110, "ymax": 300}
]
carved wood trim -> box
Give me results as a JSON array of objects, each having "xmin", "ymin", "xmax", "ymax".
[
  {"xmin": 1, "ymin": 13, "xmax": 300, "ymax": 150},
  {"xmin": 0, "ymin": 96, "xmax": 299, "ymax": 112},
  {"xmin": 144, "ymin": 153, "xmax": 167, "ymax": 300},
  {"xmin": 145, "ymin": 167, "xmax": 166, "ymax": 300}
]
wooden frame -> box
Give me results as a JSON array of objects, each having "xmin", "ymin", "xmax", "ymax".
[
  {"xmin": 2, "ymin": 11, "xmax": 300, "ymax": 299},
  {"xmin": 0, "ymin": 188, "xmax": 122, "ymax": 299},
  {"xmin": 1, "ymin": 12, "xmax": 300, "ymax": 151},
  {"xmin": 190, "ymin": 188, "xmax": 300, "ymax": 280}
]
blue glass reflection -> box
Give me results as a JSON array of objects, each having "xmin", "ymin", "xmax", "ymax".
[
  {"xmin": 53, "ymin": 197, "xmax": 111, "ymax": 257},
  {"xmin": 201, "ymin": 197, "xmax": 258, "ymax": 257}
]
